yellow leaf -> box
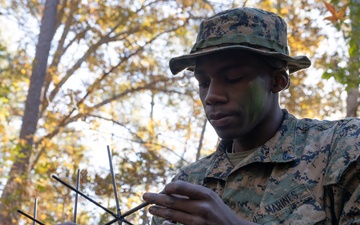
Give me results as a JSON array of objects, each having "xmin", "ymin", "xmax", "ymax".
[
  {"xmin": 323, "ymin": 1, "xmax": 336, "ymax": 15},
  {"xmin": 323, "ymin": 1, "xmax": 348, "ymax": 24},
  {"xmin": 337, "ymin": 4, "xmax": 348, "ymax": 19},
  {"xmin": 324, "ymin": 15, "xmax": 338, "ymax": 23},
  {"xmin": 14, "ymin": 177, "xmax": 22, "ymax": 184},
  {"xmin": 39, "ymin": 213, "xmax": 47, "ymax": 221}
]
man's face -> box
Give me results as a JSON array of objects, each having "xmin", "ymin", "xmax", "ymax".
[{"xmin": 194, "ymin": 50, "xmax": 276, "ymax": 140}]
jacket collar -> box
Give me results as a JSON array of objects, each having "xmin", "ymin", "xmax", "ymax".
[{"xmin": 205, "ymin": 110, "xmax": 298, "ymax": 180}]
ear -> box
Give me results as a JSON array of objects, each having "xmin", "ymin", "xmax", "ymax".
[{"xmin": 271, "ymin": 68, "xmax": 289, "ymax": 93}]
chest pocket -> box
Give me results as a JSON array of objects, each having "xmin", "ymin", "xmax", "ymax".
[{"xmin": 253, "ymin": 184, "xmax": 326, "ymax": 225}]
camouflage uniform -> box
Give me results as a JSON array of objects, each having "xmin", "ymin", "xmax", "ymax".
[
  {"xmin": 156, "ymin": 6, "xmax": 360, "ymax": 225},
  {"xmin": 153, "ymin": 110, "xmax": 360, "ymax": 224}
]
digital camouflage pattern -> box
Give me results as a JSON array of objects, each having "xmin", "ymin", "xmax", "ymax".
[
  {"xmin": 152, "ymin": 110, "xmax": 360, "ymax": 224},
  {"xmin": 192, "ymin": 7, "xmax": 289, "ymax": 54},
  {"xmin": 169, "ymin": 7, "xmax": 311, "ymax": 75}
]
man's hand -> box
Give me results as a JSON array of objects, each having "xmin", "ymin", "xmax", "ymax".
[{"xmin": 143, "ymin": 180, "xmax": 257, "ymax": 225}]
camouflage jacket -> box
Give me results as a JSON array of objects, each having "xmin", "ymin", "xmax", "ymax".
[{"xmin": 152, "ymin": 111, "xmax": 360, "ymax": 225}]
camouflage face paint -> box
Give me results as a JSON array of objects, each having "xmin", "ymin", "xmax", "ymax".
[{"xmin": 242, "ymin": 76, "xmax": 268, "ymax": 125}]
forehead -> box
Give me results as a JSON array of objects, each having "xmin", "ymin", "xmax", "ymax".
[{"xmin": 195, "ymin": 50, "xmax": 268, "ymax": 71}]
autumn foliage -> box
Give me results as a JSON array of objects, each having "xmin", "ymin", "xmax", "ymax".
[{"xmin": 0, "ymin": 0, "xmax": 358, "ymax": 224}]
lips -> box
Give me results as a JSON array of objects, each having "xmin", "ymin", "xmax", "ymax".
[
  {"xmin": 207, "ymin": 112, "xmax": 233, "ymax": 127},
  {"xmin": 208, "ymin": 112, "xmax": 231, "ymax": 120}
]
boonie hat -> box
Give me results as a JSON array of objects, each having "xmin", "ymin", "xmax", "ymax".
[{"xmin": 169, "ymin": 7, "xmax": 311, "ymax": 74}]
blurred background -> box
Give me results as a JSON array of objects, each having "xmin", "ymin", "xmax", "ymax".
[{"xmin": 0, "ymin": 0, "xmax": 358, "ymax": 224}]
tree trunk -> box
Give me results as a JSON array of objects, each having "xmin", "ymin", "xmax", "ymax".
[
  {"xmin": 346, "ymin": 0, "xmax": 360, "ymax": 117},
  {"xmin": 346, "ymin": 87, "xmax": 359, "ymax": 117},
  {"xmin": 0, "ymin": 0, "xmax": 58, "ymax": 224},
  {"xmin": 196, "ymin": 118, "xmax": 207, "ymax": 161}
]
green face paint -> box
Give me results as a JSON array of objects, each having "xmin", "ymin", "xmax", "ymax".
[{"xmin": 243, "ymin": 76, "xmax": 268, "ymax": 126}]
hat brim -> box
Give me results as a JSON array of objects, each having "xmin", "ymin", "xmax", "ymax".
[{"xmin": 169, "ymin": 45, "xmax": 311, "ymax": 75}]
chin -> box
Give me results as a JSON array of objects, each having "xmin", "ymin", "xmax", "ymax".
[
  {"xmin": 214, "ymin": 126, "xmax": 248, "ymax": 140},
  {"xmin": 215, "ymin": 131, "xmax": 239, "ymax": 140}
]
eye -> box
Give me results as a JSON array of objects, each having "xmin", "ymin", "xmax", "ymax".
[
  {"xmin": 194, "ymin": 72, "xmax": 210, "ymax": 88},
  {"xmin": 225, "ymin": 68, "xmax": 255, "ymax": 82},
  {"xmin": 225, "ymin": 76, "xmax": 243, "ymax": 82},
  {"xmin": 225, "ymin": 74, "xmax": 244, "ymax": 83},
  {"xmin": 223, "ymin": 67, "xmax": 247, "ymax": 83}
]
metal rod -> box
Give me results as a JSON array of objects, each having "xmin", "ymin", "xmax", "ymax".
[
  {"xmin": 52, "ymin": 174, "xmax": 117, "ymax": 218},
  {"xmin": 121, "ymin": 202, "xmax": 150, "ymax": 218},
  {"xmin": 104, "ymin": 217, "xmax": 134, "ymax": 225},
  {"xmin": 103, "ymin": 202, "xmax": 150, "ymax": 225},
  {"xmin": 74, "ymin": 169, "xmax": 80, "ymax": 223},
  {"xmin": 33, "ymin": 198, "xmax": 38, "ymax": 225},
  {"xmin": 104, "ymin": 190, "xmax": 165, "ymax": 225},
  {"xmin": 107, "ymin": 145, "xmax": 122, "ymax": 225},
  {"xmin": 52, "ymin": 174, "xmax": 133, "ymax": 224},
  {"xmin": 17, "ymin": 209, "xmax": 45, "ymax": 225}
]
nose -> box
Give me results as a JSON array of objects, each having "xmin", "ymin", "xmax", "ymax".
[{"xmin": 204, "ymin": 81, "xmax": 227, "ymax": 105}]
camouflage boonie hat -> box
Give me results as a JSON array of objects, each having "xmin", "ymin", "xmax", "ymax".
[{"xmin": 169, "ymin": 7, "xmax": 311, "ymax": 74}]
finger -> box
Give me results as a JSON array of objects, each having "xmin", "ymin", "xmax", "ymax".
[
  {"xmin": 164, "ymin": 180, "xmax": 214, "ymax": 200},
  {"xmin": 143, "ymin": 192, "xmax": 188, "ymax": 208},
  {"xmin": 143, "ymin": 192, "xmax": 158, "ymax": 204}
]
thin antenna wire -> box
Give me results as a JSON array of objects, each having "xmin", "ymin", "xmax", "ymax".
[
  {"xmin": 19, "ymin": 143, "xmax": 157, "ymax": 225},
  {"xmin": 74, "ymin": 169, "xmax": 80, "ymax": 223},
  {"xmin": 104, "ymin": 191, "xmax": 164, "ymax": 225},
  {"xmin": 52, "ymin": 174, "xmax": 133, "ymax": 225},
  {"xmin": 107, "ymin": 145, "xmax": 122, "ymax": 225},
  {"xmin": 33, "ymin": 198, "xmax": 38, "ymax": 225},
  {"xmin": 104, "ymin": 202, "xmax": 150, "ymax": 225},
  {"xmin": 52, "ymin": 175, "xmax": 117, "ymax": 217},
  {"xmin": 17, "ymin": 209, "xmax": 45, "ymax": 225}
]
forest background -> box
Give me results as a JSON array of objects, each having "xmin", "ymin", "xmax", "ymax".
[{"xmin": 0, "ymin": 0, "xmax": 359, "ymax": 224}]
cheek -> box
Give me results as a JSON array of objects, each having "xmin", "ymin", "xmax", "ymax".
[
  {"xmin": 199, "ymin": 89, "xmax": 208, "ymax": 103},
  {"xmin": 244, "ymin": 78, "xmax": 268, "ymax": 115},
  {"xmin": 251, "ymin": 82, "xmax": 266, "ymax": 106},
  {"xmin": 198, "ymin": 88, "xmax": 209, "ymax": 102}
]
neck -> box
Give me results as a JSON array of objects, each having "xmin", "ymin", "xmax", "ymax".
[{"xmin": 232, "ymin": 107, "xmax": 284, "ymax": 153}]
